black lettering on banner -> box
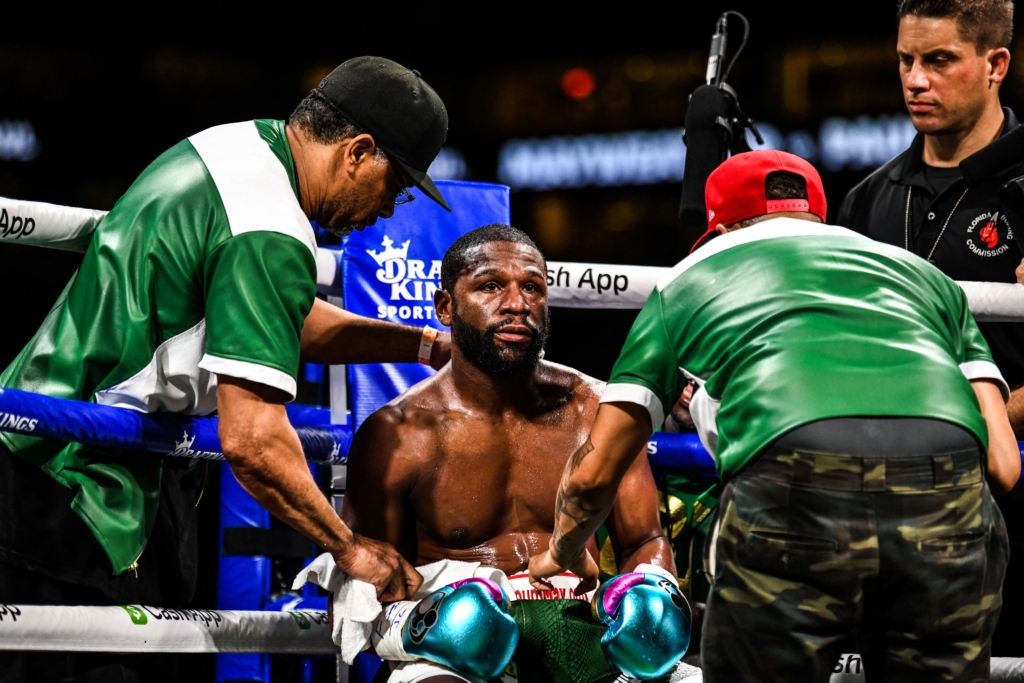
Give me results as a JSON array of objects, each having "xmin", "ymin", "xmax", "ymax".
[
  {"xmin": 306, "ymin": 611, "xmax": 329, "ymax": 625},
  {"xmin": 613, "ymin": 275, "xmax": 628, "ymax": 295},
  {"xmin": 597, "ymin": 273, "xmax": 611, "ymax": 294},
  {"xmin": 557, "ymin": 267, "xmax": 569, "ymax": 288},
  {"xmin": 0, "ymin": 211, "xmax": 35, "ymax": 240},
  {"xmin": 140, "ymin": 605, "xmax": 222, "ymax": 627},
  {"xmin": 833, "ymin": 655, "xmax": 863, "ymax": 674},
  {"xmin": 578, "ymin": 268, "xmax": 594, "ymax": 289},
  {"xmin": 0, "ymin": 605, "xmax": 21, "ymax": 622}
]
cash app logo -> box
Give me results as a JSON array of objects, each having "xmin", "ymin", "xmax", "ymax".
[
  {"xmin": 289, "ymin": 612, "xmax": 311, "ymax": 630},
  {"xmin": 121, "ymin": 605, "xmax": 148, "ymax": 625}
]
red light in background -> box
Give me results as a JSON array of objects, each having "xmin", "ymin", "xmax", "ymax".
[{"xmin": 561, "ymin": 68, "xmax": 596, "ymax": 99}]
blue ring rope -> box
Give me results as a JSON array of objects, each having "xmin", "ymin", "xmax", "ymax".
[
  {"xmin": 0, "ymin": 387, "xmax": 351, "ymax": 465},
  {"xmin": 0, "ymin": 386, "xmax": 1019, "ymax": 476}
]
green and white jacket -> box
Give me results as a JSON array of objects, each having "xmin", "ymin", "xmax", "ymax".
[
  {"xmin": 602, "ymin": 218, "xmax": 1007, "ymax": 480},
  {"xmin": 0, "ymin": 120, "xmax": 317, "ymax": 573}
]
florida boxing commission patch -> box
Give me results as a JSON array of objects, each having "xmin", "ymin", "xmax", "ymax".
[{"xmin": 965, "ymin": 211, "xmax": 1014, "ymax": 257}]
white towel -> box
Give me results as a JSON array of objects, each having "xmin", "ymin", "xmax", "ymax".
[
  {"xmin": 406, "ymin": 559, "xmax": 510, "ymax": 599},
  {"xmin": 292, "ymin": 553, "xmax": 381, "ymax": 665}
]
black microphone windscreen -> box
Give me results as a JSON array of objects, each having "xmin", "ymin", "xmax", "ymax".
[{"xmin": 679, "ymin": 85, "xmax": 734, "ymax": 227}]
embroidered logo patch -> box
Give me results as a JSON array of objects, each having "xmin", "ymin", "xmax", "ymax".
[{"xmin": 966, "ymin": 211, "xmax": 1013, "ymax": 257}]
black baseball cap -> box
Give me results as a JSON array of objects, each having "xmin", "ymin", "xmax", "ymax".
[{"xmin": 318, "ymin": 56, "xmax": 451, "ymax": 211}]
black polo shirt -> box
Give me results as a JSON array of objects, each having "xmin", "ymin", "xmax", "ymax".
[{"xmin": 838, "ymin": 107, "xmax": 1024, "ymax": 388}]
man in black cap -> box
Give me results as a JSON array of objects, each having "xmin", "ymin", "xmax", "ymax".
[{"xmin": 0, "ymin": 56, "xmax": 447, "ymax": 682}]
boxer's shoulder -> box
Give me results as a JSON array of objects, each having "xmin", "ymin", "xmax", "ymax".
[
  {"xmin": 353, "ymin": 374, "xmax": 454, "ymax": 464},
  {"xmin": 375, "ymin": 370, "xmax": 449, "ymax": 418},
  {"xmin": 534, "ymin": 361, "xmax": 604, "ymax": 417}
]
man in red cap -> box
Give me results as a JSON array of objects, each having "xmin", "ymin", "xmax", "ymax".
[{"xmin": 531, "ymin": 150, "xmax": 1020, "ymax": 681}]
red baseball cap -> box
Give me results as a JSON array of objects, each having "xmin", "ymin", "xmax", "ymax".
[{"xmin": 690, "ymin": 150, "xmax": 827, "ymax": 253}]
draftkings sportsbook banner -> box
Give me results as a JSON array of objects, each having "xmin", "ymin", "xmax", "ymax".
[{"xmin": 342, "ymin": 180, "xmax": 512, "ymax": 427}]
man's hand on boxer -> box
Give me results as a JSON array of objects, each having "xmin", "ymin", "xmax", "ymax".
[
  {"xmin": 527, "ymin": 545, "xmax": 600, "ymax": 595},
  {"xmin": 429, "ymin": 331, "xmax": 452, "ymax": 370},
  {"xmin": 1016, "ymin": 257, "xmax": 1024, "ymax": 285},
  {"xmin": 334, "ymin": 533, "xmax": 423, "ymax": 601}
]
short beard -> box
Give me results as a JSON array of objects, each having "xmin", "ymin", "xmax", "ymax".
[
  {"xmin": 451, "ymin": 310, "xmax": 550, "ymax": 378},
  {"xmin": 321, "ymin": 153, "xmax": 390, "ymax": 237},
  {"xmin": 327, "ymin": 223, "xmax": 359, "ymax": 237},
  {"xmin": 319, "ymin": 188, "xmax": 362, "ymax": 237}
]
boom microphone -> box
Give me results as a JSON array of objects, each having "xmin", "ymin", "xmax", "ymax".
[
  {"xmin": 679, "ymin": 11, "xmax": 762, "ymax": 229},
  {"xmin": 705, "ymin": 14, "xmax": 729, "ymax": 86}
]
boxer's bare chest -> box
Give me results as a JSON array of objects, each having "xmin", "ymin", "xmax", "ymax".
[{"xmin": 409, "ymin": 393, "xmax": 595, "ymax": 569}]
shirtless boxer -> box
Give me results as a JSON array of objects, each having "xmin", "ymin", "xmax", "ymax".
[{"xmin": 342, "ymin": 225, "xmax": 692, "ymax": 683}]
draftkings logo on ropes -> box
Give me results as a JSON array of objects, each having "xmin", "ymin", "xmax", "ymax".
[
  {"xmin": 966, "ymin": 211, "xmax": 1013, "ymax": 257},
  {"xmin": 170, "ymin": 431, "xmax": 220, "ymax": 460},
  {"xmin": 368, "ymin": 235, "xmax": 442, "ymax": 322},
  {"xmin": 0, "ymin": 411, "xmax": 38, "ymax": 433}
]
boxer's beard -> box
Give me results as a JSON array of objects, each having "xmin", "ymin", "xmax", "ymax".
[{"xmin": 451, "ymin": 310, "xmax": 550, "ymax": 378}]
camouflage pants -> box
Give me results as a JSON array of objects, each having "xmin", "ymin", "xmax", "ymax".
[{"xmin": 701, "ymin": 447, "xmax": 1008, "ymax": 683}]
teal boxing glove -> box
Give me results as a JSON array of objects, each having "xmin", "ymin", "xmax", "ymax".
[
  {"xmin": 378, "ymin": 578, "xmax": 519, "ymax": 680},
  {"xmin": 592, "ymin": 568, "xmax": 692, "ymax": 680}
]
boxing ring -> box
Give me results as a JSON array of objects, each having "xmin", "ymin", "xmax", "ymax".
[
  {"xmin": 0, "ymin": 604, "xmax": 336, "ymax": 655},
  {"xmin": 3, "ymin": 192, "xmax": 1024, "ymax": 682},
  {"xmin": 1, "ymin": 387, "xmax": 1023, "ymax": 681}
]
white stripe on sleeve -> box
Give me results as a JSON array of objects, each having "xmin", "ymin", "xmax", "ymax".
[
  {"xmin": 199, "ymin": 354, "xmax": 298, "ymax": 401},
  {"xmin": 960, "ymin": 360, "xmax": 1010, "ymax": 403},
  {"xmin": 600, "ymin": 383, "xmax": 665, "ymax": 433}
]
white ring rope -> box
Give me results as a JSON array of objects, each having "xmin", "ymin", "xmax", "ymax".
[
  {"xmin": 0, "ymin": 604, "xmax": 334, "ymax": 654},
  {"xmin": 3, "ymin": 196, "xmax": 1022, "ymax": 321},
  {"xmin": 541, "ymin": 261, "xmax": 1024, "ymax": 322},
  {"xmin": 1, "ymin": 602, "xmax": 1021, "ymax": 683},
  {"xmin": 0, "ymin": 197, "xmax": 104, "ymax": 253}
]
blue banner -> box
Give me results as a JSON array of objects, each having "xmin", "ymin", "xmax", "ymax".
[{"xmin": 342, "ymin": 180, "xmax": 511, "ymax": 427}]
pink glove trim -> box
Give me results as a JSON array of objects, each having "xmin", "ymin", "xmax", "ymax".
[
  {"xmin": 599, "ymin": 572, "xmax": 646, "ymax": 618},
  {"xmin": 449, "ymin": 577, "xmax": 506, "ymax": 604}
]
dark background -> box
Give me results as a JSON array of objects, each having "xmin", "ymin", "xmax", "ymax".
[
  {"xmin": 1, "ymin": 3, "xmax": 1023, "ymax": 665},
  {"xmin": 3, "ymin": 6, "xmax": 1022, "ymax": 376}
]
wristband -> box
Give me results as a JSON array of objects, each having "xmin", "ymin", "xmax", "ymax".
[{"xmin": 418, "ymin": 326, "xmax": 438, "ymax": 365}]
